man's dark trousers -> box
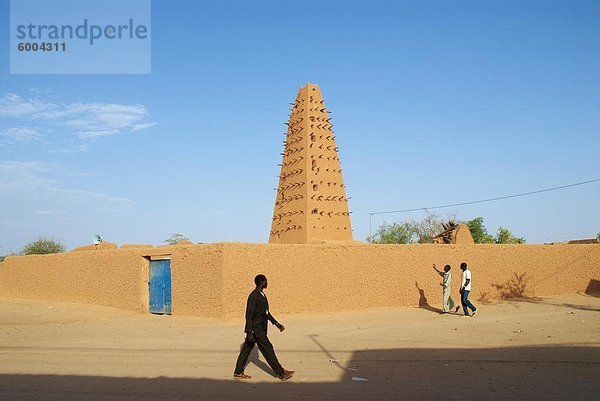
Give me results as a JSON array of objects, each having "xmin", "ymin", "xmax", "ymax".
[
  {"xmin": 234, "ymin": 324, "xmax": 284, "ymax": 376},
  {"xmin": 461, "ymin": 290, "xmax": 477, "ymax": 316}
]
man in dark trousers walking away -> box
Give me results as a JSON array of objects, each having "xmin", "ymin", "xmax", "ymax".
[
  {"xmin": 234, "ymin": 274, "xmax": 294, "ymax": 381},
  {"xmin": 460, "ymin": 262, "xmax": 478, "ymax": 317}
]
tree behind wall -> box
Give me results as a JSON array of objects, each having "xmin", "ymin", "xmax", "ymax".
[
  {"xmin": 466, "ymin": 217, "xmax": 495, "ymax": 244},
  {"xmin": 368, "ymin": 212, "xmax": 455, "ymax": 244},
  {"xmin": 164, "ymin": 233, "xmax": 190, "ymax": 245},
  {"xmin": 370, "ymin": 216, "xmax": 526, "ymax": 244},
  {"xmin": 21, "ymin": 237, "xmax": 66, "ymax": 255},
  {"xmin": 495, "ymin": 227, "xmax": 526, "ymax": 244},
  {"xmin": 369, "ymin": 221, "xmax": 419, "ymax": 244}
]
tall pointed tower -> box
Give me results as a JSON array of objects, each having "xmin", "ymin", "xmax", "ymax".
[{"xmin": 269, "ymin": 83, "xmax": 353, "ymax": 244}]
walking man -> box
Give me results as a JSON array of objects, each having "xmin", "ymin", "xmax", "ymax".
[
  {"xmin": 234, "ymin": 274, "xmax": 294, "ymax": 381},
  {"xmin": 433, "ymin": 264, "xmax": 458, "ymax": 313},
  {"xmin": 460, "ymin": 262, "xmax": 477, "ymax": 317}
]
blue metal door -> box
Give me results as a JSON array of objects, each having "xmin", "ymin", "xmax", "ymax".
[{"xmin": 149, "ymin": 259, "xmax": 172, "ymax": 314}]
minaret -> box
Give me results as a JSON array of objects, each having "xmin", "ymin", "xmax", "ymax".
[{"xmin": 269, "ymin": 83, "xmax": 353, "ymax": 244}]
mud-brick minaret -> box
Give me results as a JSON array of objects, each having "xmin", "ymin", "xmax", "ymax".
[{"xmin": 269, "ymin": 83, "xmax": 353, "ymax": 244}]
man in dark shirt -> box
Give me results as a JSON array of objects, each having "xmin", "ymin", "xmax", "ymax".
[{"xmin": 233, "ymin": 274, "xmax": 294, "ymax": 381}]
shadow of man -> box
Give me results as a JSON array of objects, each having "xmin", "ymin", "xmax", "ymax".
[
  {"xmin": 415, "ymin": 281, "xmax": 442, "ymax": 314},
  {"xmin": 239, "ymin": 342, "xmax": 277, "ymax": 377}
]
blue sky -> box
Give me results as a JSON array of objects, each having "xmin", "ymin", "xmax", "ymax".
[{"xmin": 1, "ymin": 0, "xmax": 599, "ymax": 252}]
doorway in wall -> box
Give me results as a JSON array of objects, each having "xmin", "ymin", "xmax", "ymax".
[{"xmin": 149, "ymin": 259, "xmax": 172, "ymax": 314}]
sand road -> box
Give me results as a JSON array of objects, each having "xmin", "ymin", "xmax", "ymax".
[{"xmin": 1, "ymin": 293, "xmax": 599, "ymax": 400}]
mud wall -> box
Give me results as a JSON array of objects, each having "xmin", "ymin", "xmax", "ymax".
[
  {"xmin": 0, "ymin": 249, "xmax": 148, "ymax": 311},
  {"xmin": 170, "ymin": 244, "xmax": 224, "ymax": 317},
  {"xmin": 219, "ymin": 243, "xmax": 600, "ymax": 318},
  {"xmin": 1, "ymin": 243, "xmax": 598, "ymax": 318},
  {"xmin": 0, "ymin": 244, "xmax": 225, "ymax": 315}
]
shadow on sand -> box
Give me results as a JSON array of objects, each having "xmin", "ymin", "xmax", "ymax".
[
  {"xmin": 244, "ymin": 342, "xmax": 277, "ymax": 377},
  {"xmin": 415, "ymin": 281, "xmax": 442, "ymax": 314},
  {"xmin": 476, "ymin": 276, "xmax": 600, "ymax": 312},
  {"xmin": 1, "ymin": 345, "xmax": 598, "ymax": 400}
]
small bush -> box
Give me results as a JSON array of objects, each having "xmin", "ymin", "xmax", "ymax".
[
  {"xmin": 164, "ymin": 233, "xmax": 190, "ymax": 245},
  {"xmin": 21, "ymin": 237, "xmax": 66, "ymax": 255}
]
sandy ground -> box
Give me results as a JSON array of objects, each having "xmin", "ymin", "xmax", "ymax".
[{"xmin": 1, "ymin": 294, "xmax": 599, "ymax": 400}]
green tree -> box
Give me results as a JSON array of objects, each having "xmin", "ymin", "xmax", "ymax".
[
  {"xmin": 371, "ymin": 215, "xmax": 527, "ymax": 244},
  {"xmin": 368, "ymin": 212, "xmax": 455, "ymax": 244},
  {"xmin": 466, "ymin": 217, "xmax": 494, "ymax": 244},
  {"xmin": 164, "ymin": 233, "xmax": 190, "ymax": 245},
  {"xmin": 21, "ymin": 237, "xmax": 66, "ymax": 255},
  {"xmin": 494, "ymin": 227, "xmax": 525, "ymax": 244},
  {"xmin": 368, "ymin": 221, "xmax": 419, "ymax": 244}
]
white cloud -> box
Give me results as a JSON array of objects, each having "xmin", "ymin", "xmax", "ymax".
[
  {"xmin": 131, "ymin": 122, "xmax": 158, "ymax": 132},
  {"xmin": 55, "ymin": 102, "xmax": 150, "ymax": 132},
  {"xmin": 48, "ymin": 144, "xmax": 91, "ymax": 154},
  {"xmin": 0, "ymin": 127, "xmax": 42, "ymax": 143},
  {"xmin": 0, "ymin": 93, "xmax": 156, "ymax": 147},
  {"xmin": 35, "ymin": 209, "xmax": 66, "ymax": 216},
  {"xmin": 0, "ymin": 160, "xmax": 51, "ymax": 175},
  {"xmin": 28, "ymin": 88, "xmax": 52, "ymax": 95},
  {"xmin": 0, "ymin": 161, "xmax": 134, "ymax": 213},
  {"xmin": 76, "ymin": 129, "xmax": 120, "ymax": 140},
  {"xmin": 0, "ymin": 93, "xmax": 57, "ymax": 117}
]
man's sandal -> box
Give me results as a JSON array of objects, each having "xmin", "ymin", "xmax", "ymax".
[{"xmin": 279, "ymin": 370, "xmax": 294, "ymax": 381}]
